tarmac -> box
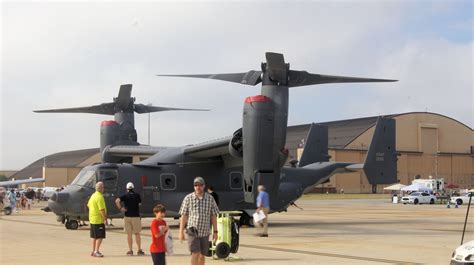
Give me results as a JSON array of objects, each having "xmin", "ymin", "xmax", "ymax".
[{"xmin": 0, "ymin": 197, "xmax": 472, "ymax": 265}]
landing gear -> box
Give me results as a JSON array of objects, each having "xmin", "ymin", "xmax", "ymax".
[
  {"xmin": 239, "ymin": 212, "xmax": 254, "ymax": 227},
  {"xmin": 65, "ymin": 219, "xmax": 79, "ymax": 230}
]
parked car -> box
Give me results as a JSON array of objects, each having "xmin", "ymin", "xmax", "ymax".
[
  {"xmin": 401, "ymin": 192, "xmax": 436, "ymax": 205},
  {"xmin": 451, "ymin": 240, "xmax": 474, "ymax": 264},
  {"xmin": 451, "ymin": 194, "xmax": 473, "ymax": 205},
  {"xmin": 42, "ymin": 187, "xmax": 59, "ymax": 200}
]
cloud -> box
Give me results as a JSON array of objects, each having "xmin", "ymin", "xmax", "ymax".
[{"xmin": 1, "ymin": 1, "xmax": 472, "ymax": 169}]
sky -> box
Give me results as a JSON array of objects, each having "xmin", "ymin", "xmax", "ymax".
[{"xmin": 1, "ymin": 0, "xmax": 473, "ymax": 170}]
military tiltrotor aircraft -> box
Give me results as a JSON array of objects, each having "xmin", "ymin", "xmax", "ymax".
[{"xmin": 45, "ymin": 52, "xmax": 398, "ymax": 230}]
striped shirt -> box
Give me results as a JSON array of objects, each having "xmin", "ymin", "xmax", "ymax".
[{"xmin": 179, "ymin": 192, "xmax": 219, "ymax": 237}]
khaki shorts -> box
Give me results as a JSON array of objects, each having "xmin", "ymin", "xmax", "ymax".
[
  {"xmin": 187, "ymin": 227, "xmax": 209, "ymax": 256},
  {"xmin": 124, "ymin": 217, "xmax": 142, "ymax": 234}
]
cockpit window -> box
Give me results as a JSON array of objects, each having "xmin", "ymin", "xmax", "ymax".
[
  {"xmin": 96, "ymin": 169, "xmax": 118, "ymax": 193},
  {"xmin": 71, "ymin": 170, "xmax": 96, "ymax": 189}
]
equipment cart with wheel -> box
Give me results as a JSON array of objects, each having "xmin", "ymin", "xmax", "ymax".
[{"xmin": 209, "ymin": 211, "xmax": 241, "ymax": 260}]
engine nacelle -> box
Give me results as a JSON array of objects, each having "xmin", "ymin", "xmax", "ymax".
[
  {"xmin": 100, "ymin": 120, "xmax": 137, "ymax": 163},
  {"xmin": 100, "ymin": 120, "xmax": 120, "ymax": 151},
  {"xmin": 242, "ymin": 95, "xmax": 276, "ymax": 202}
]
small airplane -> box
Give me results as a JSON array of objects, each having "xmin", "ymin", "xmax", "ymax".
[{"xmin": 39, "ymin": 52, "xmax": 398, "ymax": 230}]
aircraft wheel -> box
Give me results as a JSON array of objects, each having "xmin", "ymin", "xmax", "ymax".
[
  {"xmin": 215, "ymin": 242, "xmax": 230, "ymax": 259},
  {"xmin": 239, "ymin": 213, "xmax": 254, "ymax": 227},
  {"xmin": 65, "ymin": 219, "xmax": 79, "ymax": 230}
]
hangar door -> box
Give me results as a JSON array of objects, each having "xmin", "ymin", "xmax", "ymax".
[{"xmin": 420, "ymin": 127, "xmax": 438, "ymax": 154}]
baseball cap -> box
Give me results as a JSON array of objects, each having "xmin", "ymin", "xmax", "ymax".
[
  {"xmin": 193, "ymin": 177, "xmax": 205, "ymax": 185},
  {"xmin": 126, "ymin": 182, "xmax": 134, "ymax": 190}
]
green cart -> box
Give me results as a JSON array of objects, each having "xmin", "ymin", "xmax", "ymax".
[{"xmin": 209, "ymin": 211, "xmax": 241, "ymax": 259}]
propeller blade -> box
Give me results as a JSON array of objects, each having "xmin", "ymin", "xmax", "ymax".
[
  {"xmin": 134, "ymin": 103, "xmax": 210, "ymax": 114},
  {"xmin": 115, "ymin": 84, "xmax": 133, "ymax": 110},
  {"xmin": 265, "ymin": 52, "xmax": 287, "ymax": 83},
  {"xmin": 288, "ymin": 70, "xmax": 397, "ymax": 87},
  {"xmin": 157, "ymin": 71, "xmax": 262, "ymax": 86},
  {"xmin": 34, "ymin": 103, "xmax": 116, "ymax": 115}
]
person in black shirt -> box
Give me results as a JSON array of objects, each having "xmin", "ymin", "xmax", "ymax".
[
  {"xmin": 25, "ymin": 188, "xmax": 35, "ymax": 210},
  {"xmin": 207, "ymin": 186, "xmax": 219, "ymax": 206},
  {"xmin": 115, "ymin": 182, "xmax": 144, "ymax": 256}
]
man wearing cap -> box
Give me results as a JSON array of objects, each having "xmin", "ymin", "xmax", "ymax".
[
  {"xmin": 115, "ymin": 182, "xmax": 144, "ymax": 256},
  {"xmin": 179, "ymin": 176, "xmax": 219, "ymax": 265}
]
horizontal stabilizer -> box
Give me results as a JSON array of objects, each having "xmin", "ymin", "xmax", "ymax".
[{"xmin": 345, "ymin": 163, "xmax": 363, "ymax": 172}]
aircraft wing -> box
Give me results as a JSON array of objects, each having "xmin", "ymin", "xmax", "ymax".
[
  {"xmin": 184, "ymin": 137, "xmax": 231, "ymax": 158},
  {"xmin": 0, "ymin": 178, "xmax": 45, "ymax": 187},
  {"xmin": 104, "ymin": 145, "xmax": 165, "ymax": 157}
]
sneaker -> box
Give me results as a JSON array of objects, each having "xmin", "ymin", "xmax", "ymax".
[
  {"xmin": 126, "ymin": 250, "xmax": 133, "ymax": 256},
  {"xmin": 137, "ymin": 250, "xmax": 145, "ymax": 256},
  {"xmin": 260, "ymin": 234, "xmax": 268, "ymax": 237},
  {"xmin": 93, "ymin": 251, "xmax": 104, "ymax": 257}
]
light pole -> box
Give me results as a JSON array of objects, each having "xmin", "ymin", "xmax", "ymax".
[{"xmin": 147, "ymin": 103, "xmax": 151, "ymax": 145}]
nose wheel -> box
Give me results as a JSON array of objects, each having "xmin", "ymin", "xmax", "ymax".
[{"xmin": 65, "ymin": 219, "xmax": 79, "ymax": 230}]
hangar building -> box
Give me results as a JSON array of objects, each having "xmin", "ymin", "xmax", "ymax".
[{"xmin": 10, "ymin": 112, "xmax": 474, "ymax": 193}]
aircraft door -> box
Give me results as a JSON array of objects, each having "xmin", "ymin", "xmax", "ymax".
[
  {"xmin": 140, "ymin": 175, "xmax": 161, "ymax": 214},
  {"xmin": 96, "ymin": 169, "xmax": 119, "ymax": 215}
]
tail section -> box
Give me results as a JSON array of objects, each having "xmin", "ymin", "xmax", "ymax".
[
  {"xmin": 363, "ymin": 117, "xmax": 398, "ymax": 184},
  {"xmin": 299, "ymin": 123, "xmax": 330, "ymax": 167}
]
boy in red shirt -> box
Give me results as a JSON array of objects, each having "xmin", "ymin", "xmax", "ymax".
[{"xmin": 151, "ymin": 204, "xmax": 168, "ymax": 265}]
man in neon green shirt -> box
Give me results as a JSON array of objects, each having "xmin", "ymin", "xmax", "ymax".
[{"xmin": 88, "ymin": 182, "xmax": 108, "ymax": 257}]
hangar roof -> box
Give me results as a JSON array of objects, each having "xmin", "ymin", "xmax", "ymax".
[
  {"xmin": 10, "ymin": 148, "xmax": 99, "ymax": 180},
  {"xmin": 288, "ymin": 112, "xmax": 472, "ymax": 150}
]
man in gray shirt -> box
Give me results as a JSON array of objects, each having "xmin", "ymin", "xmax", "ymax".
[{"xmin": 179, "ymin": 177, "xmax": 219, "ymax": 265}]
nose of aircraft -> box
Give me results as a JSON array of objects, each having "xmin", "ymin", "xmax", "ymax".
[
  {"xmin": 50, "ymin": 192, "xmax": 70, "ymax": 203},
  {"xmin": 48, "ymin": 192, "xmax": 70, "ymax": 214}
]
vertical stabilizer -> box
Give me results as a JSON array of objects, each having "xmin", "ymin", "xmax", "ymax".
[
  {"xmin": 363, "ymin": 117, "xmax": 398, "ymax": 184},
  {"xmin": 299, "ymin": 123, "xmax": 330, "ymax": 167}
]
